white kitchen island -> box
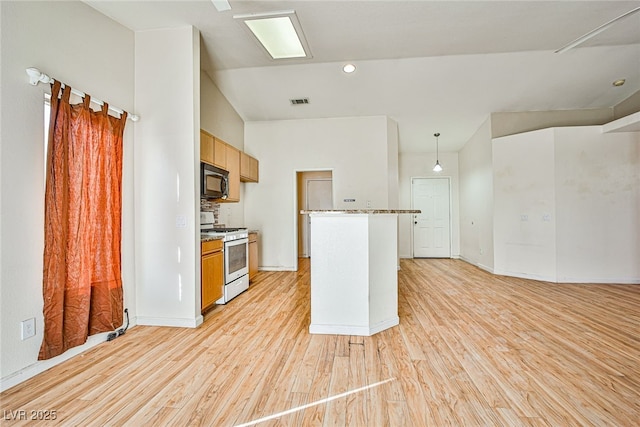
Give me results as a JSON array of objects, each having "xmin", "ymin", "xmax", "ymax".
[{"xmin": 301, "ymin": 209, "xmax": 420, "ymax": 336}]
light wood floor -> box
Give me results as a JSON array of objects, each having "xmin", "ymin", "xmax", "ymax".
[{"xmin": 2, "ymin": 258, "xmax": 639, "ymax": 426}]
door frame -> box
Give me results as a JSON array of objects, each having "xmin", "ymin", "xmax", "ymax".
[
  {"xmin": 303, "ymin": 178, "xmax": 333, "ymax": 257},
  {"xmin": 293, "ymin": 169, "xmax": 334, "ymax": 271},
  {"xmin": 410, "ymin": 176, "xmax": 453, "ymax": 258}
]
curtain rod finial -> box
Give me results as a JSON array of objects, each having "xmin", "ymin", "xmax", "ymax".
[
  {"xmin": 26, "ymin": 68, "xmax": 42, "ymax": 85},
  {"xmin": 26, "ymin": 67, "xmax": 52, "ymax": 86}
]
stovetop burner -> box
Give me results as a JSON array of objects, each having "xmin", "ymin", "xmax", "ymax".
[{"xmin": 201, "ymin": 226, "xmax": 248, "ymax": 242}]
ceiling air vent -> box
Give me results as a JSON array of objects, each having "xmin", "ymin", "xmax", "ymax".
[{"xmin": 290, "ymin": 98, "xmax": 309, "ymax": 105}]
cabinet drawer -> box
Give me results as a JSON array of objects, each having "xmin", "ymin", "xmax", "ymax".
[{"xmin": 202, "ymin": 239, "xmax": 223, "ymax": 254}]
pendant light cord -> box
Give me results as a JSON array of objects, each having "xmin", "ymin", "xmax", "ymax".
[{"xmin": 433, "ymin": 132, "xmax": 442, "ymax": 172}]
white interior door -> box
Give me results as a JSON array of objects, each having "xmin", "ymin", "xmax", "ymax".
[
  {"xmin": 412, "ymin": 177, "xmax": 451, "ymax": 258},
  {"xmin": 304, "ymin": 179, "xmax": 333, "ymax": 257}
]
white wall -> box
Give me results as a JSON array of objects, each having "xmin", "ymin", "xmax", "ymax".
[
  {"xmin": 398, "ymin": 152, "xmax": 460, "ymax": 259},
  {"xmin": 386, "ymin": 118, "xmax": 399, "ymax": 210},
  {"xmin": 0, "ymin": 1, "xmax": 135, "ymax": 387},
  {"xmin": 200, "ymin": 70, "xmax": 245, "ymax": 228},
  {"xmin": 134, "ymin": 27, "xmax": 202, "ymax": 327},
  {"xmin": 492, "ymin": 126, "xmax": 640, "ymax": 283},
  {"xmin": 200, "ymin": 71, "xmax": 244, "ymax": 149},
  {"xmin": 458, "ymin": 118, "xmax": 494, "ymax": 271},
  {"xmin": 555, "ymin": 127, "xmax": 640, "ymax": 283},
  {"xmin": 244, "ymin": 116, "xmax": 397, "ymax": 270},
  {"xmin": 493, "ymin": 129, "xmax": 557, "ymax": 281}
]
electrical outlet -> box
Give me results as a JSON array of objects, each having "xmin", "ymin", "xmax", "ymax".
[
  {"xmin": 21, "ymin": 318, "xmax": 36, "ymax": 340},
  {"xmin": 366, "ymin": 200, "xmax": 372, "ymax": 208}
]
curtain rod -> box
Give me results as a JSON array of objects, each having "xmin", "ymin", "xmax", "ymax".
[{"xmin": 26, "ymin": 67, "xmax": 140, "ymax": 122}]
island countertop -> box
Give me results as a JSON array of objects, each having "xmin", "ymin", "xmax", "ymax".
[{"xmin": 300, "ymin": 209, "xmax": 420, "ymax": 214}]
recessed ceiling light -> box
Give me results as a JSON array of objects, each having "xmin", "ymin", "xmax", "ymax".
[
  {"xmin": 234, "ymin": 11, "xmax": 311, "ymax": 60},
  {"xmin": 343, "ymin": 63, "xmax": 356, "ymax": 73},
  {"xmin": 613, "ymin": 79, "xmax": 626, "ymax": 87}
]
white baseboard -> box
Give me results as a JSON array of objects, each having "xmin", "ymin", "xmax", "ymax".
[
  {"xmin": 136, "ymin": 315, "xmax": 203, "ymax": 328},
  {"xmin": 369, "ymin": 317, "xmax": 400, "ymax": 335},
  {"xmin": 400, "ymin": 254, "xmax": 461, "ymax": 260},
  {"xmin": 491, "ymin": 270, "xmax": 640, "ymax": 284},
  {"xmin": 554, "ymin": 276, "xmax": 640, "ymax": 284},
  {"xmin": 259, "ymin": 266, "xmax": 297, "ymax": 272},
  {"xmin": 458, "ymin": 256, "xmax": 494, "ymax": 274},
  {"xmin": 493, "ymin": 269, "xmax": 556, "ymax": 282},
  {"xmin": 309, "ymin": 316, "xmax": 399, "ymax": 336},
  {"xmin": 457, "ymin": 256, "xmax": 640, "ymax": 284},
  {"xmin": 477, "ymin": 263, "xmax": 494, "ymax": 274}
]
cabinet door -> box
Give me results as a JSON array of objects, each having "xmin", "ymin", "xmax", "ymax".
[
  {"xmin": 213, "ymin": 138, "xmax": 227, "ymax": 169},
  {"xmin": 200, "ymin": 131, "xmax": 214, "ymax": 165},
  {"xmin": 225, "ymin": 145, "xmax": 240, "ymax": 202},
  {"xmin": 241, "ymin": 152, "xmax": 259, "ymax": 183},
  {"xmin": 201, "ymin": 250, "xmax": 224, "ymax": 312},
  {"xmin": 249, "ymin": 156, "xmax": 259, "ymax": 182}
]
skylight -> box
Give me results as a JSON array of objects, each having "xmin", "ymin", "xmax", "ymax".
[{"xmin": 235, "ymin": 11, "xmax": 311, "ymax": 60}]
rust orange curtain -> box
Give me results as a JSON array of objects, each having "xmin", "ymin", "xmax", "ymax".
[{"xmin": 39, "ymin": 81, "xmax": 127, "ymax": 360}]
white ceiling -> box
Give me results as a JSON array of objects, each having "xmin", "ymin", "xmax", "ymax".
[{"xmin": 86, "ymin": 0, "xmax": 640, "ymax": 152}]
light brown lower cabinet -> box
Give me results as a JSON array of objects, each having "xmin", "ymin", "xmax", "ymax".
[
  {"xmin": 249, "ymin": 232, "xmax": 258, "ymax": 282},
  {"xmin": 201, "ymin": 239, "xmax": 224, "ymax": 313}
]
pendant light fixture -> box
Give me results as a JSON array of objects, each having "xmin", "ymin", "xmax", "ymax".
[{"xmin": 433, "ymin": 132, "xmax": 443, "ymax": 172}]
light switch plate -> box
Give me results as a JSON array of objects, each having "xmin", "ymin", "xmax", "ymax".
[{"xmin": 175, "ymin": 215, "xmax": 187, "ymax": 228}]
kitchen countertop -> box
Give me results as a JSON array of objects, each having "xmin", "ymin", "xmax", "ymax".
[
  {"xmin": 201, "ymin": 230, "xmax": 258, "ymax": 242},
  {"xmin": 200, "ymin": 235, "xmax": 224, "ymax": 242},
  {"xmin": 300, "ymin": 209, "xmax": 420, "ymax": 214}
]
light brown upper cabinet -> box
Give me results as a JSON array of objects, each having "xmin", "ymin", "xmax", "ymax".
[
  {"xmin": 199, "ymin": 130, "xmax": 228, "ymax": 170},
  {"xmin": 213, "ymin": 137, "xmax": 227, "ymax": 170},
  {"xmin": 200, "ymin": 131, "xmax": 214, "ymax": 165},
  {"xmin": 224, "ymin": 144, "xmax": 240, "ymax": 202},
  {"xmin": 200, "ymin": 129, "xmax": 256, "ymax": 202},
  {"xmin": 240, "ymin": 152, "xmax": 259, "ymax": 183}
]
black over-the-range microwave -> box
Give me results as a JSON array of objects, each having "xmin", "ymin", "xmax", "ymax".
[{"xmin": 201, "ymin": 163, "xmax": 229, "ymax": 200}]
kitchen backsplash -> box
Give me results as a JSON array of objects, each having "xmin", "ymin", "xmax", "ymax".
[{"xmin": 200, "ymin": 198, "xmax": 220, "ymax": 223}]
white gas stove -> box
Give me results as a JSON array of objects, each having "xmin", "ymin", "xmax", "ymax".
[{"xmin": 200, "ymin": 212, "xmax": 248, "ymax": 241}]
